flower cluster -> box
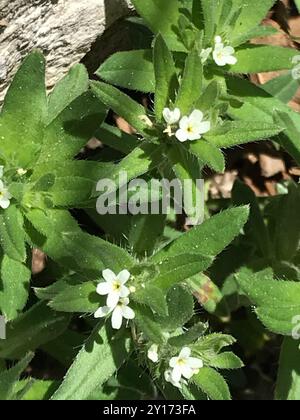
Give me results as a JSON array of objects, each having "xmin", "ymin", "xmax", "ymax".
[
  {"xmin": 0, "ymin": 166, "xmax": 11, "ymax": 210},
  {"xmin": 163, "ymin": 108, "xmax": 211, "ymax": 142},
  {"xmin": 148, "ymin": 345, "xmax": 203, "ymax": 389},
  {"xmin": 201, "ymin": 36, "xmax": 237, "ymax": 67},
  {"xmin": 95, "ymin": 269, "xmax": 135, "ymax": 330}
]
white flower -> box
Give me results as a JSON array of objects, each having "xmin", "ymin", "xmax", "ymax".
[
  {"xmin": 148, "ymin": 344, "xmax": 159, "ymax": 363},
  {"xmin": 292, "ymin": 65, "xmax": 300, "ymax": 80},
  {"xmin": 163, "ymin": 108, "xmax": 181, "ymax": 125},
  {"xmin": 164, "ymin": 369, "xmax": 187, "ymax": 389},
  {"xmin": 200, "ymin": 48, "xmax": 212, "ymax": 64},
  {"xmin": 169, "ymin": 347, "xmax": 203, "ymax": 384},
  {"xmin": 175, "ymin": 110, "xmax": 211, "ymax": 142},
  {"xmin": 94, "ymin": 297, "xmax": 135, "ymax": 330},
  {"xmin": 0, "ymin": 166, "xmax": 4, "ymax": 178},
  {"xmin": 213, "ymin": 36, "xmax": 237, "ymax": 67},
  {"xmin": 96, "ymin": 269, "xmax": 130, "ymax": 309},
  {"xmin": 0, "ymin": 180, "xmax": 11, "ymax": 210},
  {"xmin": 17, "ymin": 168, "xmax": 27, "ymax": 176}
]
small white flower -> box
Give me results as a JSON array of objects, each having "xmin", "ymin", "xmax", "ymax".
[
  {"xmin": 200, "ymin": 48, "xmax": 212, "ymax": 64},
  {"xmin": 169, "ymin": 347, "xmax": 203, "ymax": 384},
  {"xmin": 213, "ymin": 36, "xmax": 237, "ymax": 67},
  {"xmin": 17, "ymin": 168, "xmax": 27, "ymax": 176},
  {"xmin": 175, "ymin": 110, "xmax": 211, "ymax": 142},
  {"xmin": 95, "ymin": 297, "xmax": 135, "ymax": 330},
  {"xmin": 292, "ymin": 55, "xmax": 300, "ymax": 65},
  {"xmin": 0, "ymin": 180, "xmax": 11, "ymax": 210},
  {"xmin": 148, "ymin": 344, "xmax": 159, "ymax": 363},
  {"xmin": 96, "ymin": 269, "xmax": 130, "ymax": 309},
  {"xmin": 0, "ymin": 166, "xmax": 4, "ymax": 178},
  {"xmin": 292, "ymin": 65, "xmax": 300, "ymax": 80},
  {"xmin": 164, "ymin": 369, "xmax": 187, "ymax": 389},
  {"xmin": 163, "ymin": 108, "xmax": 181, "ymax": 125}
]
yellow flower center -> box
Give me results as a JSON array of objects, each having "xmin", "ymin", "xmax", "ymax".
[
  {"xmin": 187, "ymin": 125, "xmax": 194, "ymax": 133},
  {"xmin": 112, "ymin": 281, "xmax": 121, "ymax": 292},
  {"xmin": 177, "ymin": 358, "xmax": 187, "ymax": 366},
  {"xmin": 0, "ymin": 192, "xmax": 3, "ymax": 199}
]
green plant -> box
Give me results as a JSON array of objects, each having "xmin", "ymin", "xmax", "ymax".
[{"xmin": 0, "ymin": 0, "xmax": 300, "ymax": 401}]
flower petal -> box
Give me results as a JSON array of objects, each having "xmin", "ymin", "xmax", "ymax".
[
  {"xmin": 102, "ymin": 269, "xmax": 116, "ymax": 283},
  {"xmin": 121, "ymin": 305, "xmax": 135, "ymax": 320},
  {"xmin": 111, "ymin": 305, "xmax": 123, "ymax": 330},
  {"xmin": 181, "ymin": 365, "xmax": 194, "ymax": 380},
  {"xmin": 179, "ymin": 116, "xmax": 189, "ymax": 130},
  {"xmin": 175, "ymin": 129, "xmax": 188, "ymax": 142},
  {"xmin": 169, "ymin": 357, "xmax": 179, "ymax": 368},
  {"xmin": 0, "ymin": 198, "xmax": 10, "ymax": 209},
  {"xmin": 173, "ymin": 108, "xmax": 181, "ymax": 123},
  {"xmin": 163, "ymin": 108, "xmax": 172, "ymax": 124},
  {"xmin": 94, "ymin": 306, "xmax": 111, "ymax": 319},
  {"xmin": 188, "ymin": 357, "xmax": 204, "ymax": 369},
  {"xmin": 0, "ymin": 180, "xmax": 4, "ymax": 190},
  {"xmin": 189, "ymin": 110, "xmax": 204, "ymax": 125},
  {"xmin": 171, "ymin": 365, "xmax": 183, "ymax": 383},
  {"xmin": 223, "ymin": 46, "xmax": 235, "ymax": 56},
  {"xmin": 226, "ymin": 55, "xmax": 237, "ymax": 66},
  {"xmin": 198, "ymin": 121, "xmax": 211, "ymax": 134},
  {"xmin": 106, "ymin": 291, "xmax": 120, "ymax": 309},
  {"xmin": 117, "ymin": 269, "xmax": 131, "ymax": 284},
  {"xmin": 180, "ymin": 347, "xmax": 191, "ymax": 359},
  {"xmin": 120, "ymin": 285, "xmax": 130, "ymax": 298},
  {"xmin": 96, "ymin": 282, "xmax": 111, "ymax": 296}
]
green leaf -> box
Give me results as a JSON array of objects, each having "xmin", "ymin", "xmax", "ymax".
[
  {"xmin": 38, "ymin": 91, "xmax": 107, "ymax": 162},
  {"xmin": 168, "ymin": 322, "xmax": 208, "ymax": 347},
  {"xmin": 262, "ymin": 73, "xmax": 300, "ymax": 103},
  {"xmin": 153, "ymin": 35, "xmax": 178, "ymax": 121},
  {"xmin": 196, "ymin": 80, "xmax": 220, "ymax": 111},
  {"xmin": 154, "ymin": 206, "xmax": 249, "ymax": 260},
  {"xmin": 128, "ymin": 213, "xmax": 166, "ymax": 258},
  {"xmin": 232, "ymin": 45, "xmax": 296, "ymax": 73},
  {"xmin": 208, "ymin": 352, "xmax": 244, "ymax": 369},
  {"xmin": 272, "ymin": 182, "xmax": 300, "ymax": 262},
  {"xmin": 237, "ymin": 269, "xmax": 300, "ymax": 336},
  {"xmin": 134, "ymin": 304, "xmax": 166, "ymax": 343},
  {"xmin": 131, "ymin": 0, "xmax": 186, "ymax": 51},
  {"xmin": 200, "ymin": 0, "xmax": 218, "ymax": 43},
  {"xmin": 295, "ymin": 0, "xmax": 300, "ymax": 13},
  {"xmin": 133, "ymin": 284, "xmax": 168, "ymax": 317},
  {"xmin": 205, "ymin": 121, "xmax": 283, "ymax": 148},
  {"xmin": 175, "ymin": 49, "xmax": 203, "ymax": 115},
  {"xmin": 0, "ymin": 255, "xmax": 31, "ymax": 321},
  {"xmin": 232, "ymin": 180, "xmax": 272, "ymax": 259},
  {"xmin": 18, "ymin": 379, "xmax": 59, "ymax": 401},
  {"xmin": 97, "ymin": 50, "xmax": 155, "ymax": 93},
  {"xmin": 158, "ymin": 285, "xmax": 194, "ymax": 330},
  {"xmin": 91, "ymin": 81, "xmax": 151, "ymax": 136},
  {"xmin": 0, "ymin": 52, "xmax": 47, "ymax": 166},
  {"xmin": 226, "ymin": 75, "xmax": 300, "ymax": 164},
  {"xmin": 0, "ymin": 204, "xmax": 26, "ymax": 262},
  {"xmin": 95, "ymin": 123, "xmax": 139, "ymax": 154},
  {"xmin": 231, "ymin": 0, "xmax": 277, "ymax": 43},
  {"xmin": 192, "ymin": 367, "xmax": 231, "ymax": 400},
  {"xmin": 0, "ymin": 353, "xmax": 34, "ymax": 400},
  {"xmin": 276, "ymin": 337, "xmax": 300, "ymax": 400},
  {"xmin": 186, "ymin": 140, "xmax": 225, "ymax": 172},
  {"xmin": 47, "ymin": 64, "xmax": 89, "ymax": 123},
  {"xmin": 52, "ymin": 323, "xmax": 132, "ymax": 400},
  {"xmin": 0, "ymin": 302, "xmax": 70, "ymax": 359},
  {"xmin": 151, "ymin": 253, "xmax": 213, "ymax": 291}
]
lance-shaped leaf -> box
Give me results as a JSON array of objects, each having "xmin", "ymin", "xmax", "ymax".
[
  {"xmin": 237, "ymin": 269, "xmax": 300, "ymax": 336},
  {"xmin": 192, "ymin": 367, "xmax": 231, "ymax": 400},
  {"xmin": 131, "ymin": 0, "xmax": 186, "ymax": 51},
  {"xmin": 0, "ymin": 353, "xmax": 34, "ymax": 400},
  {"xmin": 230, "ymin": 0, "xmax": 277, "ymax": 43},
  {"xmin": 47, "ymin": 64, "xmax": 89, "ymax": 123},
  {"xmin": 91, "ymin": 81, "xmax": 151, "ymax": 137},
  {"xmin": 0, "ymin": 255, "xmax": 31, "ymax": 321},
  {"xmin": 276, "ymin": 337, "xmax": 300, "ymax": 400},
  {"xmin": 0, "ymin": 302, "xmax": 70, "ymax": 359},
  {"xmin": 97, "ymin": 49, "xmax": 155, "ymax": 93},
  {"xmin": 232, "ymin": 45, "xmax": 296, "ymax": 74},
  {"xmin": 153, "ymin": 35, "xmax": 178, "ymax": 121},
  {"xmin": 205, "ymin": 121, "xmax": 283, "ymax": 148},
  {"xmin": 38, "ymin": 91, "xmax": 107, "ymax": 163},
  {"xmin": 262, "ymin": 73, "xmax": 300, "ymax": 104},
  {"xmin": 0, "ymin": 52, "xmax": 47, "ymax": 167},
  {"xmin": 0, "ymin": 204, "xmax": 26, "ymax": 262},
  {"xmin": 175, "ymin": 49, "xmax": 203, "ymax": 115},
  {"xmin": 185, "ymin": 140, "xmax": 225, "ymax": 173},
  {"xmin": 95, "ymin": 123, "xmax": 139, "ymax": 154},
  {"xmin": 52, "ymin": 323, "xmax": 132, "ymax": 400}
]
